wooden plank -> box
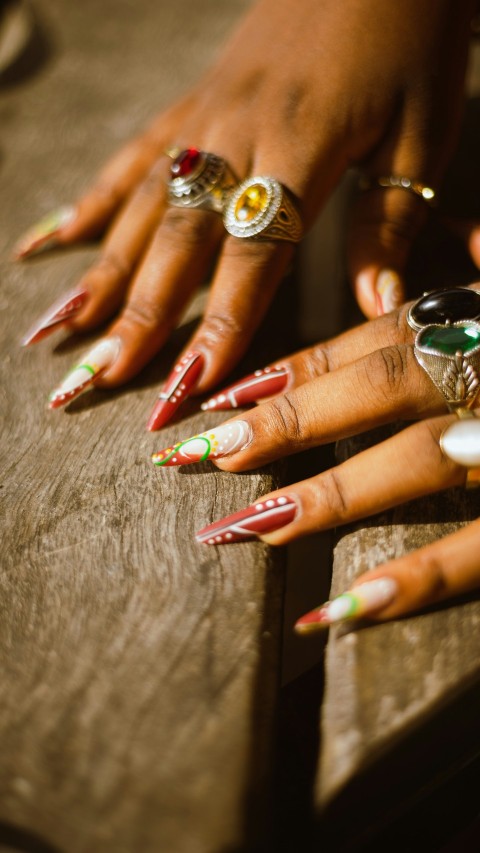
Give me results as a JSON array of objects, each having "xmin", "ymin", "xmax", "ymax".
[
  {"xmin": 315, "ymin": 426, "xmax": 480, "ymax": 848},
  {"xmin": 0, "ymin": 2, "xmax": 287, "ymax": 851}
]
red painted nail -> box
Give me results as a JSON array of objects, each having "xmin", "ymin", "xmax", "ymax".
[
  {"xmin": 21, "ymin": 287, "xmax": 88, "ymax": 346},
  {"xmin": 196, "ymin": 495, "xmax": 297, "ymax": 544},
  {"xmin": 202, "ymin": 365, "xmax": 289, "ymax": 411},
  {"xmin": 147, "ymin": 351, "xmax": 204, "ymax": 431}
]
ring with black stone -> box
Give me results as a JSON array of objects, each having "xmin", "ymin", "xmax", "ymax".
[{"xmin": 407, "ymin": 287, "xmax": 480, "ymax": 332}]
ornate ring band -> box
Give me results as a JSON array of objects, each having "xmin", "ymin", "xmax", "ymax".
[
  {"xmin": 407, "ymin": 287, "xmax": 480, "ymax": 332},
  {"xmin": 167, "ymin": 147, "xmax": 237, "ymax": 214},
  {"xmin": 414, "ymin": 321, "xmax": 480, "ymax": 412},
  {"xmin": 223, "ymin": 176, "xmax": 303, "ymax": 242},
  {"xmin": 359, "ymin": 174, "xmax": 436, "ymax": 207}
]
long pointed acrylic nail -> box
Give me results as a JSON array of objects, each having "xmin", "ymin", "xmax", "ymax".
[
  {"xmin": 294, "ymin": 577, "xmax": 398, "ymax": 634},
  {"xmin": 152, "ymin": 419, "xmax": 251, "ymax": 468},
  {"xmin": 201, "ymin": 364, "xmax": 290, "ymax": 411},
  {"xmin": 147, "ymin": 351, "xmax": 204, "ymax": 431},
  {"xmin": 13, "ymin": 206, "xmax": 77, "ymax": 260},
  {"xmin": 48, "ymin": 336, "xmax": 121, "ymax": 410},
  {"xmin": 196, "ymin": 495, "xmax": 297, "ymax": 544},
  {"xmin": 21, "ymin": 287, "xmax": 88, "ymax": 346},
  {"xmin": 375, "ymin": 269, "xmax": 402, "ymax": 315}
]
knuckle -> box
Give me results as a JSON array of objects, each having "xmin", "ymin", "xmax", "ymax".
[
  {"xmin": 267, "ymin": 393, "xmax": 303, "ymax": 445},
  {"xmin": 95, "ymin": 251, "xmax": 132, "ymax": 282},
  {"xmin": 221, "ymin": 235, "xmax": 278, "ymax": 268},
  {"xmin": 197, "ymin": 312, "xmax": 245, "ymax": 348},
  {"xmin": 319, "ymin": 469, "xmax": 349, "ymax": 523},
  {"xmin": 122, "ymin": 296, "xmax": 165, "ymax": 331},
  {"xmin": 92, "ymin": 179, "xmax": 123, "ymax": 207},
  {"xmin": 406, "ymin": 552, "xmax": 448, "ymax": 605},
  {"xmin": 159, "ymin": 208, "xmax": 214, "ymax": 248},
  {"xmin": 307, "ymin": 344, "xmax": 331, "ymax": 379},
  {"xmin": 137, "ymin": 165, "xmax": 165, "ymax": 198},
  {"xmin": 363, "ymin": 345, "xmax": 412, "ymax": 404}
]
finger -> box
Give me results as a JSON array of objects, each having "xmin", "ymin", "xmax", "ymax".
[
  {"xmin": 201, "ymin": 304, "xmax": 415, "ymax": 411},
  {"xmin": 295, "ymin": 516, "xmax": 480, "ymax": 632},
  {"xmin": 151, "ymin": 340, "xmax": 447, "ymax": 470},
  {"xmin": 13, "ymin": 134, "xmax": 163, "ymax": 260},
  {"xmin": 94, "ymin": 206, "xmax": 225, "ymax": 386},
  {"xmin": 66, "ymin": 159, "xmax": 172, "ymax": 331},
  {"xmin": 348, "ymin": 93, "xmax": 448, "ymax": 318},
  {"xmin": 195, "ymin": 412, "xmax": 462, "ymax": 545}
]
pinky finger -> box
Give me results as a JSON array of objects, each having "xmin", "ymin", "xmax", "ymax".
[
  {"xmin": 13, "ymin": 133, "xmax": 163, "ymax": 259},
  {"xmin": 295, "ymin": 517, "xmax": 480, "ymax": 632}
]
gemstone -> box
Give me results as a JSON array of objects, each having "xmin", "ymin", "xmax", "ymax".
[
  {"xmin": 170, "ymin": 148, "xmax": 201, "ymax": 178},
  {"xmin": 440, "ymin": 418, "xmax": 480, "ymax": 466},
  {"xmin": 417, "ymin": 323, "xmax": 480, "ymax": 356},
  {"xmin": 410, "ymin": 288, "xmax": 480, "ymax": 328},
  {"xmin": 234, "ymin": 184, "xmax": 268, "ymax": 222}
]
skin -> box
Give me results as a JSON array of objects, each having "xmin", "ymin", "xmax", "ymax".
[
  {"xmin": 29, "ymin": 0, "xmax": 479, "ymax": 394},
  {"xmin": 176, "ymin": 284, "xmax": 480, "ymax": 624}
]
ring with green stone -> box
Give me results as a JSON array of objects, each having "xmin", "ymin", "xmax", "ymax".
[{"xmin": 414, "ymin": 321, "xmax": 480, "ymax": 411}]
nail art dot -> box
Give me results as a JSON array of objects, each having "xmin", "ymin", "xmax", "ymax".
[
  {"xmin": 277, "ymin": 496, "xmax": 287, "ymax": 504},
  {"xmin": 266, "ymin": 500, "xmax": 275, "ymax": 507},
  {"xmin": 226, "ymin": 533, "xmax": 233, "ymax": 539},
  {"xmin": 208, "ymin": 538, "xmax": 215, "ymax": 544},
  {"xmin": 172, "ymin": 457, "xmax": 178, "ymax": 463},
  {"xmin": 218, "ymin": 395, "xmax": 226, "ymax": 403},
  {"xmin": 255, "ymin": 504, "xmax": 264, "ymax": 511},
  {"xmin": 180, "ymin": 383, "xmax": 186, "ymax": 390},
  {"xmin": 175, "ymin": 366, "xmax": 181, "ymax": 372},
  {"xmin": 254, "ymin": 370, "xmax": 262, "ymax": 376},
  {"xmin": 215, "ymin": 536, "xmax": 222, "ymax": 542}
]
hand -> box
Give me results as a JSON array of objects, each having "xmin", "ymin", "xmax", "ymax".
[
  {"xmin": 18, "ymin": 0, "xmax": 478, "ymax": 424},
  {"xmin": 151, "ymin": 284, "xmax": 480, "ymax": 629}
]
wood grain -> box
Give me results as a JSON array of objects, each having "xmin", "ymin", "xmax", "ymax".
[{"xmin": 0, "ymin": 2, "xmax": 288, "ymax": 851}]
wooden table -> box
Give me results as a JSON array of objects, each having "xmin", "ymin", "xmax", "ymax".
[{"xmin": 2, "ymin": 2, "xmax": 480, "ymax": 851}]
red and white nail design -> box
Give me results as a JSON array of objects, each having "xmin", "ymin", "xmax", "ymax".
[
  {"xmin": 147, "ymin": 351, "xmax": 204, "ymax": 431},
  {"xmin": 13, "ymin": 206, "xmax": 76, "ymax": 260},
  {"xmin": 48, "ymin": 336, "xmax": 121, "ymax": 409},
  {"xmin": 152, "ymin": 419, "xmax": 251, "ymax": 468},
  {"xmin": 201, "ymin": 365, "xmax": 290, "ymax": 411},
  {"xmin": 196, "ymin": 495, "xmax": 297, "ymax": 544},
  {"xmin": 21, "ymin": 287, "xmax": 88, "ymax": 346},
  {"xmin": 294, "ymin": 577, "xmax": 398, "ymax": 634}
]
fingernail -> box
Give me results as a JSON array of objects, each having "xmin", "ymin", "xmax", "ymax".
[
  {"xmin": 147, "ymin": 351, "xmax": 204, "ymax": 431},
  {"xmin": 375, "ymin": 269, "xmax": 402, "ymax": 315},
  {"xmin": 48, "ymin": 336, "xmax": 122, "ymax": 409},
  {"xmin": 294, "ymin": 577, "xmax": 398, "ymax": 634},
  {"xmin": 196, "ymin": 495, "xmax": 297, "ymax": 544},
  {"xmin": 201, "ymin": 365, "xmax": 290, "ymax": 411},
  {"xmin": 21, "ymin": 287, "xmax": 88, "ymax": 346},
  {"xmin": 152, "ymin": 419, "xmax": 251, "ymax": 468},
  {"xmin": 13, "ymin": 206, "xmax": 77, "ymax": 260}
]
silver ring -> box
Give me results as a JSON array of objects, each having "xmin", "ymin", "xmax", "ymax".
[
  {"xmin": 407, "ymin": 287, "xmax": 480, "ymax": 332},
  {"xmin": 359, "ymin": 174, "xmax": 436, "ymax": 206},
  {"xmin": 223, "ymin": 176, "xmax": 303, "ymax": 242},
  {"xmin": 167, "ymin": 147, "xmax": 237, "ymax": 213},
  {"xmin": 414, "ymin": 321, "xmax": 480, "ymax": 412}
]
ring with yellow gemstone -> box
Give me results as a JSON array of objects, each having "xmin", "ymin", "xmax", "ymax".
[
  {"xmin": 223, "ymin": 176, "xmax": 303, "ymax": 242},
  {"xmin": 167, "ymin": 147, "xmax": 237, "ymax": 213}
]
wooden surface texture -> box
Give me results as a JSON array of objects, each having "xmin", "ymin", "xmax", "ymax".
[{"xmin": 0, "ymin": 2, "xmax": 288, "ymax": 852}]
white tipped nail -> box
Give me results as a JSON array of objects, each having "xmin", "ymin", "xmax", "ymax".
[
  {"xmin": 14, "ymin": 206, "xmax": 77, "ymax": 259},
  {"xmin": 375, "ymin": 270, "xmax": 402, "ymax": 315},
  {"xmin": 48, "ymin": 336, "xmax": 121, "ymax": 409}
]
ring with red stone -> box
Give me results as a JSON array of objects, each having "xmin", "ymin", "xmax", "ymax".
[
  {"xmin": 167, "ymin": 147, "xmax": 237, "ymax": 213},
  {"xmin": 223, "ymin": 176, "xmax": 303, "ymax": 242}
]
